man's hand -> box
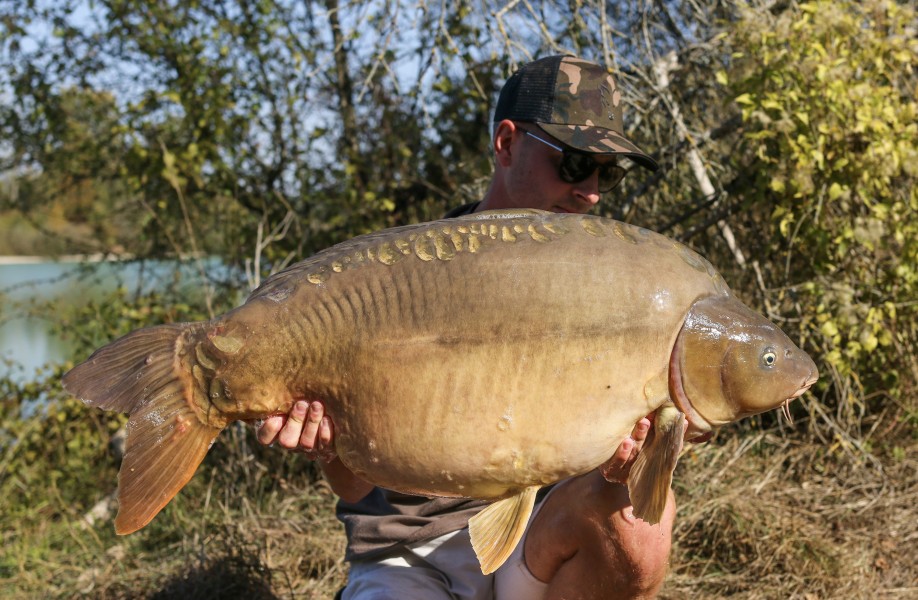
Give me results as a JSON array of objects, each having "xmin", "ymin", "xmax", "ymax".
[
  {"xmin": 255, "ymin": 400, "xmax": 337, "ymax": 463},
  {"xmin": 255, "ymin": 400, "xmax": 374, "ymax": 502},
  {"xmin": 598, "ymin": 416, "xmax": 652, "ymax": 484}
]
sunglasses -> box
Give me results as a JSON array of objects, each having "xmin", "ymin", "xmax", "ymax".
[{"xmin": 523, "ymin": 129, "xmax": 627, "ymax": 192}]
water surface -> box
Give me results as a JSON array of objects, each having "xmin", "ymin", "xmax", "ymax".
[{"xmin": 0, "ymin": 257, "xmax": 222, "ymax": 383}]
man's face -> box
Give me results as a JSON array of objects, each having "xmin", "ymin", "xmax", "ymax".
[{"xmin": 503, "ymin": 124, "xmax": 619, "ymax": 214}]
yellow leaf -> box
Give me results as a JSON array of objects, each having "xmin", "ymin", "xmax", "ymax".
[
  {"xmin": 859, "ymin": 330, "xmax": 878, "ymax": 352},
  {"xmin": 779, "ymin": 213, "xmax": 794, "ymax": 237},
  {"xmin": 762, "ymin": 98, "xmax": 783, "ymax": 111},
  {"xmin": 735, "ymin": 93, "xmax": 755, "ymax": 106},
  {"xmin": 812, "ymin": 149, "xmax": 825, "ymax": 169}
]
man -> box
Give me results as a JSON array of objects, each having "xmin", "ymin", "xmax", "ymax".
[{"xmin": 257, "ymin": 55, "xmax": 674, "ymax": 599}]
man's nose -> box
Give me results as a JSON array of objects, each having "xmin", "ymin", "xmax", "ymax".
[{"xmin": 572, "ymin": 171, "xmax": 601, "ymax": 206}]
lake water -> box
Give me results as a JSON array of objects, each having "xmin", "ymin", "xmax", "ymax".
[{"xmin": 0, "ymin": 257, "xmax": 225, "ymax": 383}]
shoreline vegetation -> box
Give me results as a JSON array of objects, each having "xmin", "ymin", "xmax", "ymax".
[
  {"xmin": 0, "ymin": 253, "xmax": 211, "ymax": 265},
  {"xmin": 0, "ymin": 255, "xmax": 133, "ymax": 265}
]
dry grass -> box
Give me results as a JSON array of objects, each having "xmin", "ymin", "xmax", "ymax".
[
  {"xmin": 35, "ymin": 480, "xmax": 349, "ymax": 600},
  {"xmin": 663, "ymin": 432, "xmax": 917, "ymax": 599},
  {"xmin": 3, "ymin": 420, "xmax": 915, "ymax": 599},
  {"xmin": 136, "ymin": 432, "xmax": 915, "ymax": 600},
  {"xmin": 0, "ymin": 419, "xmax": 349, "ymax": 600}
]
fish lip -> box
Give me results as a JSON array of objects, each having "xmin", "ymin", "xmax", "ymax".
[
  {"xmin": 788, "ymin": 373, "xmax": 818, "ymax": 400},
  {"xmin": 780, "ymin": 374, "xmax": 815, "ymax": 424},
  {"xmin": 789, "ymin": 386, "xmax": 809, "ymax": 400}
]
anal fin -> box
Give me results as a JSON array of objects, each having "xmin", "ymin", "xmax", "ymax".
[
  {"xmin": 468, "ymin": 486, "xmax": 540, "ymax": 574},
  {"xmin": 627, "ymin": 404, "xmax": 686, "ymax": 524}
]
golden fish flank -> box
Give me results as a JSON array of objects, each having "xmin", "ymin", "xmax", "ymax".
[{"xmin": 61, "ymin": 209, "xmax": 818, "ymax": 576}]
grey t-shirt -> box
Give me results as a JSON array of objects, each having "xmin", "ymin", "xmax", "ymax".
[{"xmin": 337, "ymin": 490, "xmax": 488, "ymax": 561}]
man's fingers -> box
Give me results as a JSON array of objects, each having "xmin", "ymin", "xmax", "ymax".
[
  {"xmin": 298, "ymin": 402, "xmax": 325, "ymax": 451},
  {"xmin": 255, "ymin": 415, "xmax": 285, "ymax": 446},
  {"xmin": 277, "ymin": 400, "xmax": 308, "ymax": 449},
  {"xmin": 318, "ymin": 415, "xmax": 334, "ymax": 447},
  {"xmin": 631, "ymin": 417, "xmax": 651, "ymax": 444},
  {"xmin": 600, "ymin": 437, "xmax": 634, "ymax": 483},
  {"xmin": 614, "ymin": 437, "xmax": 635, "ymax": 466},
  {"xmin": 599, "ymin": 415, "xmax": 656, "ymax": 484},
  {"xmin": 254, "ymin": 399, "xmax": 335, "ymax": 459},
  {"xmin": 626, "ymin": 417, "xmax": 652, "ymax": 457},
  {"xmin": 316, "ymin": 417, "xmax": 338, "ymax": 462}
]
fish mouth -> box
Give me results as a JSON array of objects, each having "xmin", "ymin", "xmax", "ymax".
[
  {"xmin": 781, "ymin": 374, "xmax": 818, "ymax": 424},
  {"xmin": 799, "ymin": 374, "xmax": 819, "ymax": 393}
]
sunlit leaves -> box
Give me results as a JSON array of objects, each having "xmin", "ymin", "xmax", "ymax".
[
  {"xmin": 2, "ymin": 0, "xmax": 914, "ymax": 440},
  {"xmin": 728, "ymin": 0, "xmax": 918, "ymax": 414}
]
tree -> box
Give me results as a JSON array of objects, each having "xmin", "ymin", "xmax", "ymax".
[
  {"xmin": 724, "ymin": 0, "xmax": 918, "ymax": 440},
  {"xmin": 1, "ymin": 0, "xmax": 915, "ymax": 437}
]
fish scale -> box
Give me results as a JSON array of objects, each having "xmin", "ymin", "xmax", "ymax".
[{"xmin": 62, "ymin": 209, "xmax": 818, "ymax": 575}]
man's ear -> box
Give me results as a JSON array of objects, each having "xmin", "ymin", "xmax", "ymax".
[{"xmin": 493, "ymin": 120, "xmax": 517, "ymax": 167}]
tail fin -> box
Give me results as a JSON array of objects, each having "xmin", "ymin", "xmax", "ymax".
[{"xmin": 62, "ymin": 323, "xmax": 223, "ymax": 534}]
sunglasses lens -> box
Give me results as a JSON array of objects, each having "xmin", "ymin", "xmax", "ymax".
[
  {"xmin": 597, "ymin": 164, "xmax": 626, "ymax": 192},
  {"xmin": 559, "ymin": 152, "xmax": 626, "ymax": 192},
  {"xmin": 558, "ymin": 152, "xmax": 596, "ymax": 183}
]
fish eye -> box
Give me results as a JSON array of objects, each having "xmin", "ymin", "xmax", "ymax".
[{"xmin": 762, "ymin": 349, "xmax": 777, "ymax": 367}]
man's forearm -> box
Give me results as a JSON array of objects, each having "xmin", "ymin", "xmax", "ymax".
[{"xmin": 321, "ymin": 456, "xmax": 374, "ymax": 503}]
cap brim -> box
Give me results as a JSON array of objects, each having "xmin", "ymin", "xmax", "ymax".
[{"xmin": 538, "ymin": 123, "xmax": 659, "ymax": 172}]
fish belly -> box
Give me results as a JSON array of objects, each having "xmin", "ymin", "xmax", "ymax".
[{"xmin": 332, "ymin": 339, "xmax": 660, "ymax": 499}]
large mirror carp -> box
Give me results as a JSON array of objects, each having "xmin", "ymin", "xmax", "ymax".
[{"xmin": 63, "ymin": 209, "xmax": 818, "ymax": 573}]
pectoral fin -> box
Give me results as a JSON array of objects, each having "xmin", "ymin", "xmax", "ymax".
[
  {"xmin": 468, "ymin": 485, "xmax": 540, "ymax": 574},
  {"xmin": 627, "ymin": 404, "xmax": 686, "ymax": 524}
]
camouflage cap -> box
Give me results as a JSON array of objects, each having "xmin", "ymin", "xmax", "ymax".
[{"xmin": 494, "ymin": 55, "xmax": 659, "ymax": 171}]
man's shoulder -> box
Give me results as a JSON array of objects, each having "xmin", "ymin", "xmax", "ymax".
[{"xmin": 442, "ymin": 201, "xmax": 481, "ymax": 218}]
